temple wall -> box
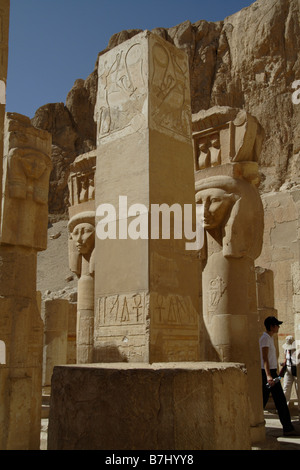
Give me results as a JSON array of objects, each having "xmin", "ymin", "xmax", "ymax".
[{"xmin": 256, "ymin": 186, "xmax": 300, "ymax": 360}]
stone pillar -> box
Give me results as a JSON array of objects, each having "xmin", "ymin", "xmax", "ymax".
[
  {"xmin": 193, "ymin": 106, "xmax": 265, "ymax": 443},
  {"xmin": 42, "ymin": 299, "xmax": 69, "ymax": 387},
  {"xmin": 67, "ymin": 302, "xmax": 77, "ymax": 364},
  {"xmin": 0, "ymin": 113, "xmax": 52, "ymax": 450},
  {"xmin": 67, "ymin": 151, "xmax": 96, "ymax": 363},
  {"xmin": 0, "ymin": 0, "xmax": 10, "ymax": 222},
  {"xmin": 93, "ymin": 31, "xmax": 201, "ymax": 363}
]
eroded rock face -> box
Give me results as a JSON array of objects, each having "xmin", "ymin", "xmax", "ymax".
[{"xmin": 31, "ymin": 0, "xmax": 300, "ymax": 213}]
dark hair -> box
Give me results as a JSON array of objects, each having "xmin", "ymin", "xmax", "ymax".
[{"xmin": 264, "ymin": 316, "xmax": 282, "ymax": 331}]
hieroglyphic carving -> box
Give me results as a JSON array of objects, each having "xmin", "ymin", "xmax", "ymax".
[
  {"xmin": 96, "ymin": 292, "xmax": 148, "ymax": 327},
  {"xmin": 94, "ymin": 31, "xmax": 199, "ymax": 363},
  {"xmin": 96, "ymin": 292, "xmax": 198, "ymax": 329},
  {"xmin": 208, "ymin": 276, "xmax": 227, "ymax": 320},
  {"xmin": 95, "ymin": 31, "xmax": 192, "ymax": 144},
  {"xmin": 95, "ymin": 40, "xmax": 147, "ymax": 143},
  {"xmin": 152, "ymin": 293, "xmax": 198, "ymax": 328},
  {"xmin": 149, "ymin": 36, "xmax": 191, "ymax": 140}
]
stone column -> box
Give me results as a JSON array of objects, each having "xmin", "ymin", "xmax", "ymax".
[
  {"xmin": 68, "ymin": 211, "xmax": 95, "ymax": 363},
  {"xmin": 193, "ymin": 106, "xmax": 265, "ymax": 443},
  {"xmin": 93, "ymin": 31, "xmax": 201, "ymax": 363},
  {"xmin": 0, "ymin": 113, "xmax": 52, "ymax": 450},
  {"xmin": 67, "ymin": 302, "xmax": 77, "ymax": 364},
  {"xmin": 67, "ymin": 150, "xmax": 96, "ymax": 363},
  {"xmin": 0, "ymin": 0, "xmax": 10, "ymax": 222},
  {"xmin": 42, "ymin": 299, "xmax": 69, "ymax": 387}
]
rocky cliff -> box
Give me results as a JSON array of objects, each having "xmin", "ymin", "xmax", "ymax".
[{"xmin": 31, "ymin": 0, "xmax": 300, "ymax": 215}]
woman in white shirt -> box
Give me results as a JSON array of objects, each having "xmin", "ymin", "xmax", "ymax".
[{"xmin": 282, "ymin": 336, "xmax": 299, "ymax": 409}]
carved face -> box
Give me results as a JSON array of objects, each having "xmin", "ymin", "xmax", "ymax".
[
  {"xmin": 21, "ymin": 154, "xmax": 46, "ymax": 180},
  {"xmin": 71, "ymin": 222, "xmax": 95, "ymax": 255},
  {"xmin": 198, "ymin": 140, "xmax": 209, "ymax": 152},
  {"xmin": 210, "ymin": 136, "xmax": 220, "ymax": 149},
  {"xmin": 197, "ymin": 188, "xmax": 234, "ymax": 230}
]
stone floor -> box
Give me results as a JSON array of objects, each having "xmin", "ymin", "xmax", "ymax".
[
  {"xmin": 40, "ymin": 409, "xmax": 300, "ymax": 451},
  {"xmin": 252, "ymin": 409, "xmax": 300, "ymax": 451}
]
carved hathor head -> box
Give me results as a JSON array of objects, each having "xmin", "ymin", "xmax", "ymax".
[
  {"xmin": 195, "ymin": 176, "xmax": 264, "ymax": 260},
  {"xmin": 68, "ymin": 211, "xmax": 95, "ymax": 255}
]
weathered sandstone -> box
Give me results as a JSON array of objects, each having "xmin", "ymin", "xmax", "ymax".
[{"xmin": 48, "ymin": 362, "xmax": 251, "ymax": 450}]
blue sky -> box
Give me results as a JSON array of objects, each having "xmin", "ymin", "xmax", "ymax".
[{"xmin": 6, "ymin": 0, "xmax": 254, "ymax": 118}]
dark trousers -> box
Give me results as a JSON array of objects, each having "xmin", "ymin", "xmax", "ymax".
[{"xmin": 261, "ymin": 369, "xmax": 294, "ymax": 431}]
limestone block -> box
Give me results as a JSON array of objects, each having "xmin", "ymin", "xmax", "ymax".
[
  {"xmin": 0, "ymin": 113, "xmax": 52, "ymax": 250},
  {"xmin": 48, "ymin": 362, "xmax": 251, "ymax": 450}
]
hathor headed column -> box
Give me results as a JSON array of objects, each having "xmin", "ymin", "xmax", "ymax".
[
  {"xmin": 67, "ymin": 150, "xmax": 96, "ymax": 363},
  {"xmin": 0, "ymin": 112, "xmax": 52, "ymax": 450},
  {"xmin": 68, "ymin": 210, "xmax": 95, "ymax": 364},
  {"xmin": 193, "ymin": 106, "xmax": 265, "ymax": 443}
]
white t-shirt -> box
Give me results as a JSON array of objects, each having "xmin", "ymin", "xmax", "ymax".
[
  {"xmin": 259, "ymin": 331, "xmax": 278, "ymax": 370},
  {"xmin": 285, "ymin": 349, "xmax": 297, "ymax": 366}
]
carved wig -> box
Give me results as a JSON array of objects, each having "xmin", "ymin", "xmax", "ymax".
[
  {"xmin": 195, "ymin": 176, "xmax": 264, "ymax": 259},
  {"xmin": 68, "ymin": 211, "xmax": 95, "ymax": 277}
]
